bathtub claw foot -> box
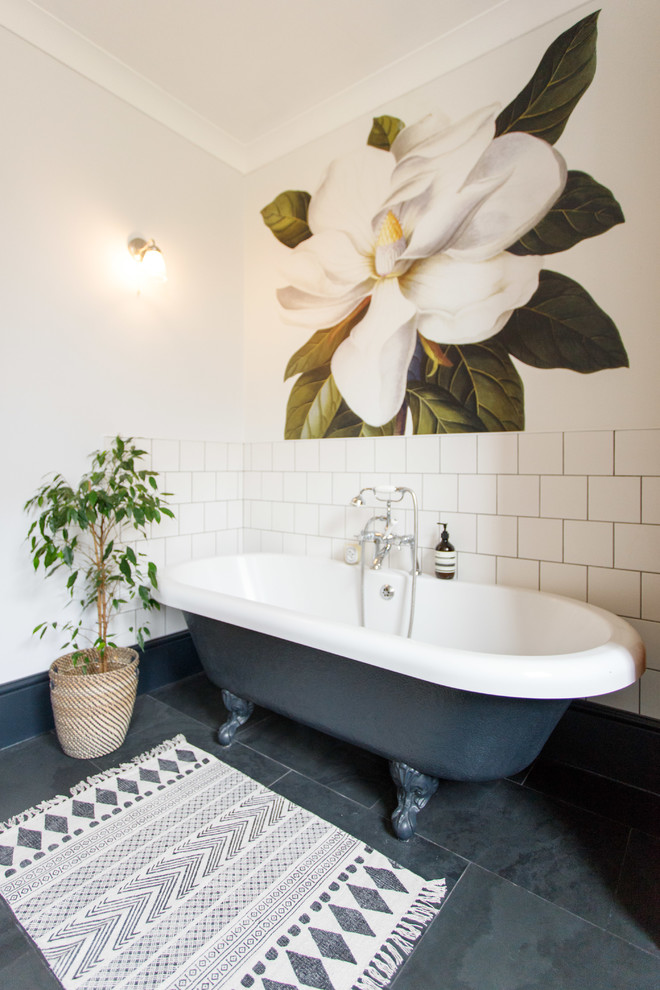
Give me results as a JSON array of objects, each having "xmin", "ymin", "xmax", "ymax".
[
  {"xmin": 389, "ymin": 761, "xmax": 439, "ymax": 840},
  {"xmin": 218, "ymin": 690, "xmax": 254, "ymax": 745}
]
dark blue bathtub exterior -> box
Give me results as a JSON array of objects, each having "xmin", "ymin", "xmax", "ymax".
[{"xmin": 184, "ymin": 611, "xmax": 571, "ymax": 838}]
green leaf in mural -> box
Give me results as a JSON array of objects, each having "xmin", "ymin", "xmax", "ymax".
[
  {"xmin": 362, "ymin": 419, "xmax": 400, "ymax": 437},
  {"xmin": 495, "ymin": 11, "xmax": 598, "ymax": 144},
  {"xmin": 367, "ymin": 115, "xmax": 406, "ymax": 151},
  {"xmin": 508, "ymin": 171, "xmax": 625, "ymax": 255},
  {"xmin": 261, "ymin": 190, "xmax": 312, "ymax": 248},
  {"xmin": 284, "ymin": 366, "xmax": 344, "ymax": 439},
  {"xmin": 433, "ymin": 341, "xmax": 525, "ymax": 432},
  {"xmin": 284, "ymin": 299, "xmax": 370, "ymax": 381},
  {"xmin": 322, "ymin": 403, "xmax": 364, "ymax": 438},
  {"xmin": 321, "ymin": 402, "xmax": 400, "ymax": 438},
  {"xmin": 497, "ymin": 270, "xmax": 629, "ymax": 372},
  {"xmin": 325, "ymin": 410, "xmax": 396, "ymax": 437},
  {"xmin": 407, "ymin": 382, "xmax": 486, "ymax": 435}
]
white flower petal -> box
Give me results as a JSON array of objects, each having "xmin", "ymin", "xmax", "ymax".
[
  {"xmin": 390, "ymin": 106, "xmax": 495, "ymax": 162},
  {"xmin": 401, "ymin": 252, "xmax": 542, "ymax": 345},
  {"xmin": 277, "ymin": 229, "xmax": 373, "ymax": 329},
  {"xmin": 446, "ymin": 133, "xmax": 567, "ymax": 261},
  {"xmin": 277, "ymin": 281, "xmax": 372, "ymax": 330},
  {"xmin": 281, "ymin": 230, "xmax": 373, "ymax": 294},
  {"xmin": 309, "ymin": 147, "xmax": 394, "ymax": 253},
  {"xmin": 380, "ymin": 106, "xmax": 497, "ymax": 229},
  {"xmin": 402, "ymin": 173, "xmax": 506, "ymax": 261},
  {"xmin": 331, "ymin": 280, "xmax": 417, "ymax": 426},
  {"xmin": 277, "ymin": 107, "xmax": 560, "ymax": 403}
]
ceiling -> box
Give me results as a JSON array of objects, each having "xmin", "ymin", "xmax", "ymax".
[{"xmin": 2, "ymin": 0, "xmax": 587, "ymax": 171}]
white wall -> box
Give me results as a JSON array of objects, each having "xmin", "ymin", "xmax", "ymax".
[
  {"xmin": 3, "ymin": 0, "xmax": 659, "ymax": 718},
  {"xmin": 236, "ymin": 0, "xmax": 660, "ymax": 722},
  {"xmin": 0, "ymin": 26, "xmax": 244, "ymax": 682},
  {"xmin": 243, "ymin": 0, "xmax": 660, "ymax": 439}
]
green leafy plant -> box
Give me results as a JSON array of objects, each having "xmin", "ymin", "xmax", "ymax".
[
  {"xmin": 262, "ymin": 11, "xmax": 628, "ymax": 438},
  {"xmin": 25, "ymin": 436, "xmax": 174, "ymax": 672}
]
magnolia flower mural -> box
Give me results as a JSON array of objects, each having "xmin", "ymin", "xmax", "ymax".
[{"xmin": 262, "ymin": 12, "xmax": 628, "ymax": 438}]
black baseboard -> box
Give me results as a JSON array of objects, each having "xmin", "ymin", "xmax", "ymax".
[
  {"xmin": 0, "ymin": 631, "xmax": 202, "ymax": 751},
  {"xmin": 135, "ymin": 630, "xmax": 203, "ymax": 695},
  {"xmin": 1, "ymin": 635, "xmax": 658, "ymax": 799},
  {"xmin": 540, "ymin": 699, "xmax": 660, "ymax": 795}
]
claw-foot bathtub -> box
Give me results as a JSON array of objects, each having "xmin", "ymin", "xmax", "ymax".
[{"xmin": 156, "ymin": 553, "xmax": 645, "ymax": 839}]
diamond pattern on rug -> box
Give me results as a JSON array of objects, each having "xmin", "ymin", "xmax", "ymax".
[
  {"xmin": 347, "ymin": 884, "xmax": 392, "ymax": 914},
  {"xmin": 17, "ymin": 826, "xmax": 42, "ymax": 849},
  {"xmin": 0, "ymin": 740, "xmax": 204, "ymax": 876},
  {"xmin": 72, "ymin": 799, "xmax": 96, "ymax": 818},
  {"xmin": 287, "ymin": 950, "xmax": 335, "ymax": 989},
  {"xmin": 363, "ymin": 866, "xmax": 408, "ymax": 892},
  {"xmin": 227, "ymin": 849, "xmax": 446, "ymax": 990},
  {"xmin": 309, "ymin": 928, "xmax": 356, "ymax": 964},
  {"xmin": 0, "ymin": 736, "xmax": 446, "ymax": 990},
  {"xmin": 44, "ymin": 814, "xmax": 68, "ymax": 833},
  {"xmin": 328, "ymin": 904, "xmax": 375, "ymax": 937}
]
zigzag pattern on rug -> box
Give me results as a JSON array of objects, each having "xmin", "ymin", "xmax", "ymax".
[{"xmin": 0, "ymin": 736, "xmax": 446, "ymax": 990}]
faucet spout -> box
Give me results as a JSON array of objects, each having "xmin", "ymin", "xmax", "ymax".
[
  {"xmin": 372, "ymin": 541, "xmax": 392, "ymax": 570},
  {"xmin": 350, "ymin": 484, "xmax": 419, "ymax": 639}
]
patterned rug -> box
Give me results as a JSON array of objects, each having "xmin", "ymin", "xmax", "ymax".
[{"xmin": 0, "ymin": 735, "xmax": 446, "ymax": 990}]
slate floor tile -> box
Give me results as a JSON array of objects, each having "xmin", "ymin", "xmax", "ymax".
[
  {"xmin": 608, "ymin": 829, "xmax": 660, "ymax": 955},
  {"xmin": 239, "ymin": 711, "xmax": 393, "ymax": 808},
  {"xmin": 86, "ymin": 698, "xmax": 289, "ymax": 788},
  {"xmin": 392, "ymin": 865, "xmax": 660, "ymax": 990},
  {"xmin": 152, "ymin": 672, "xmax": 271, "ymax": 734},
  {"xmin": 0, "ymin": 732, "xmax": 98, "ymax": 824},
  {"xmin": 416, "ymin": 776, "xmax": 630, "ymax": 929},
  {"xmin": 206, "ymin": 738, "xmax": 290, "ymax": 788},
  {"xmin": 0, "ymin": 896, "xmax": 34, "ymax": 971},
  {"xmin": 3, "ymin": 689, "xmax": 660, "ymax": 990},
  {"xmin": 0, "ymin": 945, "xmax": 63, "ymax": 990},
  {"xmin": 0, "ymin": 901, "xmax": 62, "ymax": 988},
  {"xmin": 270, "ymin": 767, "xmax": 382, "ymax": 837},
  {"xmin": 269, "ymin": 768, "xmax": 468, "ymax": 891}
]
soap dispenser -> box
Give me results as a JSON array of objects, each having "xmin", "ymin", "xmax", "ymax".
[{"xmin": 435, "ymin": 522, "xmax": 456, "ymax": 579}]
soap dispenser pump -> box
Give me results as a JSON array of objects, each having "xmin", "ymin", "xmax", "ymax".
[{"xmin": 435, "ymin": 522, "xmax": 456, "ymax": 579}]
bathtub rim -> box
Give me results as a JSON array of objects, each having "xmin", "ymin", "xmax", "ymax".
[{"xmin": 155, "ymin": 552, "xmax": 645, "ymax": 701}]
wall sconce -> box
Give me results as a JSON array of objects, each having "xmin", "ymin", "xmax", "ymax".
[{"xmin": 128, "ymin": 236, "xmax": 167, "ymax": 283}]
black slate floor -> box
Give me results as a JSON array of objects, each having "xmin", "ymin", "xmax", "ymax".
[{"xmin": 1, "ymin": 673, "xmax": 658, "ymax": 989}]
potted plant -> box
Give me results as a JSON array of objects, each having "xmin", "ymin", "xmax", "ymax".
[{"xmin": 24, "ymin": 436, "xmax": 174, "ymax": 759}]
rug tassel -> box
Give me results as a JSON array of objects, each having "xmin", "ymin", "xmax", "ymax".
[
  {"xmin": 404, "ymin": 879, "xmax": 448, "ymax": 921},
  {"xmin": 353, "ymin": 878, "xmax": 447, "ymax": 989},
  {"xmin": 1, "ymin": 737, "xmax": 190, "ymax": 828},
  {"xmin": 69, "ymin": 734, "xmax": 189, "ymax": 796},
  {"xmin": 0, "ymin": 795, "xmax": 68, "ymax": 834}
]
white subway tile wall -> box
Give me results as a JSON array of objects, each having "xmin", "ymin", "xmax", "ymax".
[
  {"xmin": 589, "ymin": 476, "xmax": 641, "ymax": 523},
  {"xmin": 642, "ymin": 477, "xmax": 660, "ymax": 523},
  {"xmin": 564, "ymin": 431, "xmax": 613, "ymax": 476},
  {"xmin": 134, "ymin": 430, "xmax": 659, "ymax": 720}
]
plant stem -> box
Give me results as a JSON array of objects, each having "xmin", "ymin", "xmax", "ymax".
[{"xmin": 90, "ymin": 520, "xmax": 108, "ymax": 672}]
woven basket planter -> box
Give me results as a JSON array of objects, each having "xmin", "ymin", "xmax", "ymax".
[{"xmin": 49, "ymin": 647, "xmax": 139, "ymax": 759}]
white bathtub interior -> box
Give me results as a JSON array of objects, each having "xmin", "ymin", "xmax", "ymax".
[{"xmin": 157, "ymin": 553, "xmax": 645, "ymax": 702}]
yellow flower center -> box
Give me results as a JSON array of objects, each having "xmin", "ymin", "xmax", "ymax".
[{"xmin": 375, "ymin": 210, "xmax": 406, "ymax": 277}]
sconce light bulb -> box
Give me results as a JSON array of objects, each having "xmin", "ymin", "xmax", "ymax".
[
  {"xmin": 128, "ymin": 236, "xmax": 167, "ymax": 283},
  {"xmin": 141, "ymin": 245, "xmax": 166, "ymax": 281}
]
